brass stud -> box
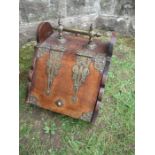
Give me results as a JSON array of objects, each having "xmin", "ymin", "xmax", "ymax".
[{"xmin": 55, "ymin": 99, "xmax": 63, "ymax": 107}]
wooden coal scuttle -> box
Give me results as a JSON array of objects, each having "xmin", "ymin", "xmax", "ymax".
[{"xmin": 26, "ymin": 18, "xmax": 116, "ymax": 123}]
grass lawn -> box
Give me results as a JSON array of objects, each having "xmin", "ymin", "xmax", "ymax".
[{"xmin": 19, "ymin": 32, "xmax": 135, "ymax": 155}]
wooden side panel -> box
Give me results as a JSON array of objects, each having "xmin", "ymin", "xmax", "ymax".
[{"xmin": 36, "ymin": 22, "xmax": 53, "ymax": 43}]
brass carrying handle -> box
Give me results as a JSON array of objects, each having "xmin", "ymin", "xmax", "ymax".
[
  {"xmin": 53, "ymin": 26, "xmax": 102, "ymax": 38},
  {"xmin": 55, "ymin": 18, "xmax": 102, "ymax": 49}
]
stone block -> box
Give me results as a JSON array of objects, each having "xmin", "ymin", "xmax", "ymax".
[{"xmin": 95, "ymin": 15, "xmax": 131, "ymax": 35}]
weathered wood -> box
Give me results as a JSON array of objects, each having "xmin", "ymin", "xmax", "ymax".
[
  {"xmin": 98, "ymin": 87, "xmax": 105, "ymax": 101},
  {"xmin": 91, "ymin": 101, "xmax": 101, "ymax": 123},
  {"xmin": 28, "ymin": 70, "xmax": 33, "ymax": 82},
  {"xmin": 101, "ymin": 74, "xmax": 107, "ymax": 87},
  {"xmin": 26, "ymin": 22, "xmax": 115, "ymax": 122},
  {"xmin": 36, "ymin": 22, "xmax": 53, "ymax": 43}
]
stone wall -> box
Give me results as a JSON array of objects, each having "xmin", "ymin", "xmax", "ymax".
[{"xmin": 19, "ymin": 0, "xmax": 135, "ymax": 46}]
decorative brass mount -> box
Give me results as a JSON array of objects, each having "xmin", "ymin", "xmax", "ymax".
[
  {"xmin": 36, "ymin": 42, "xmax": 66, "ymax": 58},
  {"xmin": 72, "ymin": 50, "xmax": 106, "ymax": 103},
  {"xmin": 76, "ymin": 50, "xmax": 106, "ymax": 72},
  {"xmin": 27, "ymin": 95, "xmax": 39, "ymax": 106},
  {"xmin": 72, "ymin": 55, "xmax": 91, "ymax": 103},
  {"xmin": 36, "ymin": 42, "xmax": 65, "ymax": 96},
  {"xmin": 46, "ymin": 49, "xmax": 63, "ymax": 95}
]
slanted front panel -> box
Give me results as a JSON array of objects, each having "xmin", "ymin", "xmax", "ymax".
[{"xmin": 27, "ymin": 33, "xmax": 106, "ymax": 121}]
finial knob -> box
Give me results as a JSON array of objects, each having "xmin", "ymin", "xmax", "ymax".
[
  {"xmin": 57, "ymin": 18, "xmax": 63, "ymax": 39},
  {"xmin": 87, "ymin": 24, "xmax": 96, "ymax": 49},
  {"xmin": 57, "ymin": 18, "xmax": 66, "ymax": 43}
]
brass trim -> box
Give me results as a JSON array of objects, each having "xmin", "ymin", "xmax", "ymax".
[
  {"xmin": 94, "ymin": 53, "xmax": 106, "ymax": 72},
  {"xmin": 76, "ymin": 50, "xmax": 106, "ymax": 72},
  {"xmin": 72, "ymin": 50, "xmax": 106, "ymax": 102},
  {"xmin": 80, "ymin": 111, "xmax": 93, "ymax": 122},
  {"xmin": 72, "ymin": 55, "xmax": 91, "ymax": 103},
  {"xmin": 46, "ymin": 50, "xmax": 63, "ymax": 95},
  {"xmin": 36, "ymin": 42, "xmax": 66, "ymax": 58},
  {"xmin": 27, "ymin": 95, "xmax": 39, "ymax": 105}
]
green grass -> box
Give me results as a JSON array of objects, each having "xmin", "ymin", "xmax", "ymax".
[{"xmin": 19, "ymin": 33, "xmax": 135, "ymax": 155}]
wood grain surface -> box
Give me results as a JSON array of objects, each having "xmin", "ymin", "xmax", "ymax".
[{"xmin": 27, "ymin": 22, "xmax": 113, "ymax": 122}]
